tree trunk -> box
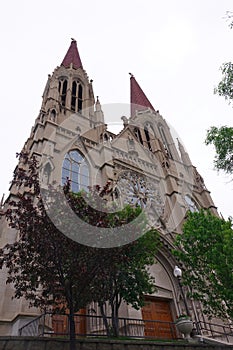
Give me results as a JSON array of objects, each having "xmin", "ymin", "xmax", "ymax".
[
  {"xmin": 69, "ymin": 306, "xmax": 76, "ymax": 350},
  {"xmin": 99, "ymin": 303, "xmax": 111, "ymax": 337},
  {"xmin": 110, "ymin": 300, "xmax": 119, "ymax": 337},
  {"xmin": 113, "ymin": 306, "xmax": 119, "ymax": 337},
  {"xmin": 67, "ymin": 282, "xmax": 76, "ymax": 350}
]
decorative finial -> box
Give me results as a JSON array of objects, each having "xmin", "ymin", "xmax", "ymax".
[
  {"xmin": 121, "ymin": 115, "xmax": 128, "ymax": 127},
  {"xmin": 0, "ymin": 193, "xmax": 5, "ymax": 210},
  {"xmin": 129, "ymin": 73, "xmax": 134, "ymax": 77},
  {"xmin": 71, "ymin": 37, "xmax": 76, "ymax": 42},
  {"xmin": 177, "ymin": 138, "xmax": 184, "ymax": 149}
]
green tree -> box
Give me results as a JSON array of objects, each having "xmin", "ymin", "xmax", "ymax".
[
  {"xmin": 205, "ymin": 16, "xmax": 233, "ymax": 176},
  {"xmin": 92, "ymin": 227, "xmax": 159, "ymax": 337},
  {"xmin": 0, "ymin": 152, "xmax": 159, "ymax": 346},
  {"xmin": 205, "ymin": 126, "xmax": 233, "ymax": 174},
  {"xmin": 214, "ymin": 62, "xmax": 233, "ymax": 104},
  {"xmin": 214, "ymin": 12, "xmax": 233, "ymax": 103},
  {"xmin": 174, "ymin": 210, "xmax": 233, "ymax": 320}
]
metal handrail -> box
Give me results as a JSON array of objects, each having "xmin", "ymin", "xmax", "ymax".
[
  {"xmin": 195, "ymin": 320, "xmax": 233, "ymax": 343},
  {"xmin": 18, "ymin": 312, "xmax": 233, "ymax": 343},
  {"xmin": 19, "ymin": 313, "xmax": 46, "ymax": 336},
  {"xmin": 18, "ymin": 312, "xmax": 177, "ymax": 339}
]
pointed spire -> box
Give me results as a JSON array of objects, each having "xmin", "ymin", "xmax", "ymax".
[
  {"xmin": 130, "ymin": 73, "xmax": 155, "ymax": 117},
  {"xmin": 95, "ymin": 96, "xmax": 104, "ymax": 124},
  {"xmin": 61, "ymin": 39, "xmax": 83, "ymax": 70},
  {"xmin": 95, "ymin": 96, "xmax": 101, "ymax": 111},
  {"xmin": 177, "ymin": 138, "xmax": 191, "ymax": 166}
]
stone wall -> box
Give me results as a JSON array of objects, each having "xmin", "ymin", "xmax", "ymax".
[{"xmin": 0, "ymin": 337, "xmax": 233, "ymax": 350}]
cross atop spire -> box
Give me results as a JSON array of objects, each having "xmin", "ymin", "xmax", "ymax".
[
  {"xmin": 130, "ymin": 73, "xmax": 155, "ymax": 117},
  {"xmin": 61, "ymin": 39, "xmax": 83, "ymax": 70}
]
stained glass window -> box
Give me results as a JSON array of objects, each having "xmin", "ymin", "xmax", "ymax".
[
  {"xmin": 61, "ymin": 150, "xmax": 89, "ymax": 192},
  {"xmin": 184, "ymin": 195, "xmax": 198, "ymax": 212}
]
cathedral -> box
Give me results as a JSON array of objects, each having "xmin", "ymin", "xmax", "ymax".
[{"xmin": 0, "ymin": 39, "xmax": 218, "ymax": 337}]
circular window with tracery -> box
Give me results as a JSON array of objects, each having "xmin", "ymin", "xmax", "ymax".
[{"xmin": 115, "ymin": 171, "xmax": 164, "ymax": 218}]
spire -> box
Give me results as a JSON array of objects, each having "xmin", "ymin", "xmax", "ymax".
[
  {"xmin": 130, "ymin": 73, "xmax": 155, "ymax": 117},
  {"xmin": 177, "ymin": 138, "xmax": 192, "ymax": 166},
  {"xmin": 95, "ymin": 96, "xmax": 101, "ymax": 112},
  {"xmin": 95, "ymin": 96, "xmax": 104, "ymax": 124},
  {"xmin": 61, "ymin": 39, "xmax": 83, "ymax": 70}
]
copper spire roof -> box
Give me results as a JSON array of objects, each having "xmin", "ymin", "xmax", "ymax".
[
  {"xmin": 130, "ymin": 74, "xmax": 155, "ymax": 117},
  {"xmin": 61, "ymin": 39, "xmax": 83, "ymax": 69}
]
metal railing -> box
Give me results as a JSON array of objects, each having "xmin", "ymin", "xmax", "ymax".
[
  {"xmin": 19, "ymin": 312, "xmax": 233, "ymax": 344},
  {"xmin": 19, "ymin": 312, "xmax": 177, "ymax": 340},
  {"xmin": 195, "ymin": 320, "xmax": 233, "ymax": 343},
  {"xmin": 19, "ymin": 313, "xmax": 53, "ymax": 337}
]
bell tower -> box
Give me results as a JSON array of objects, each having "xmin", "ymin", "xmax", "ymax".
[
  {"xmin": 20, "ymin": 40, "xmax": 106, "ymax": 190},
  {"xmin": 39, "ymin": 39, "xmax": 101, "ymax": 126},
  {"xmin": 0, "ymin": 41, "xmax": 107, "ymax": 335}
]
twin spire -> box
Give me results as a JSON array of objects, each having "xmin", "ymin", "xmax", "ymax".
[
  {"xmin": 61, "ymin": 39, "xmax": 83, "ymax": 70},
  {"xmin": 61, "ymin": 40, "xmax": 155, "ymax": 117},
  {"xmin": 129, "ymin": 73, "xmax": 155, "ymax": 117}
]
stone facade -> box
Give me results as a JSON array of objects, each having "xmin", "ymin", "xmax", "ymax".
[
  {"xmin": 0, "ymin": 337, "xmax": 232, "ymax": 350},
  {"xmin": 0, "ymin": 40, "xmax": 219, "ymax": 335}
]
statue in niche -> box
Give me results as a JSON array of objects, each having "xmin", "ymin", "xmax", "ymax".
[
  {"xmin": 128, "ymin": 137, "xmax": 135, "ymax": 151},
  {"xmin": 158, "ymin": 139, "xmax": 170, "ymax": 168},
  {"xmin": 145, "ymin": 122, "xmax": 154, "ymax": 137},
  {"xmin": 42, "ymin": 163, "xmax": 52, "ymax": 185}
]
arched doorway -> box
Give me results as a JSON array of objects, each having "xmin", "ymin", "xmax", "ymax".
[
  {"xmin": 142, "ymin": 296, "xmax": 176, "ymax": 338},
  {"xmin": 140, "ymin": 256, "xmax": 179, "ymax": 339}
]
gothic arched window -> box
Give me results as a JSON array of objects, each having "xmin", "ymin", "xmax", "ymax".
[
  {"xmin": 59, "ymin": 79, "xmax": 67, "ymax": 107},
  {"xmin": 144, "ymin": 124, "xmax": 152, "ymax": 151},
  {"xmin": 134, "ymin": 127, "xmax": 143, "ymax": 145},
  {"xmin": 61, "ymin": 150, "xmax": 89, "ymax": 192},
  {"xmin": 184, "ymin": 195, "xmax": 198, "ymax": 213},
  {"xmin": 158, "ymin": 124, "xmax": 173, "ymax": 159},
  {"xmin": 71, "ymin": 81, "xmax": 83, "ymax": 112},
  {"xmin": 78, "ymin": 84, "xmax": 83, "ymax": 112}
]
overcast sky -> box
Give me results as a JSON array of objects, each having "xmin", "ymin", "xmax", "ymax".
[{"xmin": 0, "ymin": 0, "xmax": 233, "ymax": 218}]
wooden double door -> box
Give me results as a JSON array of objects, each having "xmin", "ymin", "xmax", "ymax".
[
  {"xmin": 52, "ymin": 309, "xmax": 86, "ymax": 336},
  {"xmin": 142, "ymin": 297, "xmax": 176, "ymax": 339}
]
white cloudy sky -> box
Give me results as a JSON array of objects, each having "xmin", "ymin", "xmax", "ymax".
[{"xmin": 0, "ymin": 0, "xmax": 233, "ymax": 218}]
